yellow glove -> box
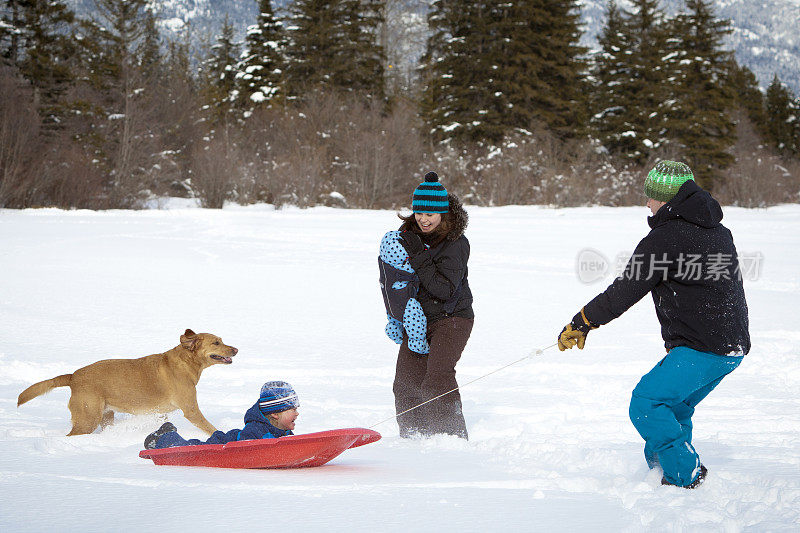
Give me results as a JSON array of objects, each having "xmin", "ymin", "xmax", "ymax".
[{"xmin": 558, "ymin": 308, "xmax": 598, "ymax": 351}]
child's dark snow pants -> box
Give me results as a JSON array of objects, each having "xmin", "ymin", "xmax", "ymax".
[
  {"xmin": 393, "ymin": 316, "xmax": 473, "ymax": 439},
  {"xmin": 155, "ymin": 428, "xmax": 246, "ymax": 448},
  {"xmin": 629, "ymin": 346, "xmax": 743, "ymax": 486}
]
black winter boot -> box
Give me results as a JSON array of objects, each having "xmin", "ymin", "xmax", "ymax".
[
  {"xmin": 144, "ymin": 422, "xmax": 177, "ymax": 449},
  {"xmin": 662, "ymin": 464, "xmax": 707, "ymax": 489}
]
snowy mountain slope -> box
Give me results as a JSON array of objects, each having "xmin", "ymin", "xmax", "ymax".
[
  {"xmin": 719, "ymin": 0, "xmax": 800, "ymax": 92},
  {"xmin": 71, "ymin": 0, "xmax": 265, "ymax": 45},
  {"xmin": 579, "ymin": 0, "xmax": 800, "ymax": 93},
  {"xmin": 66, "ymin": 0, "xmax": 800, "ymax": 94}
]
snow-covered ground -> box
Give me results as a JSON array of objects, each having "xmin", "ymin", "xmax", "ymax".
[{"xmin": 1, "ymin": 201, "xmax": 798, "ymax": 532}]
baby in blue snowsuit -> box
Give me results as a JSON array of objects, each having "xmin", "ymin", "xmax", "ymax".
[
  {"xmin": 379, "ymin": 230, "xmax": 429, "ymax": 354},
  {"xmin": 143, "ymin": 381, "xmax": 299, "ymax": 449}
]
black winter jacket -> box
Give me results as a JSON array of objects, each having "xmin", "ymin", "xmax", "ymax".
[
  {"xmin": 584, "ymin": 180, "xmax": 750, "ymax": 356},
  {"xmin": 405, "ymin": 194, "xmax": 474, "ymax": 324}
]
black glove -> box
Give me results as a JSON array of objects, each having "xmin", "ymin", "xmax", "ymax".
[
  {"xmin": 399, "ymin": 231, "xmax": 426, "ymax": 256},
  {"xmin": 557, "ymin": 308, "xmax": 599, "ymax": 351}
]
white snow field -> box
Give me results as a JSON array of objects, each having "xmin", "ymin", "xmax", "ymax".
[{"xmin": 1, "ymin": 202, "xmax": 798, "ymax": 532}]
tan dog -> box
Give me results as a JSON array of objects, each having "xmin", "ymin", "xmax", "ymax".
[{"xmin": 17, "ymin": 329, "xmax": 237, "ymax": 436}]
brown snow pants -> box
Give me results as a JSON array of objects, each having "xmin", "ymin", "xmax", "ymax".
[{"xmin": 393, "ymin": 316, "xmax": 473, "ymax": 439}]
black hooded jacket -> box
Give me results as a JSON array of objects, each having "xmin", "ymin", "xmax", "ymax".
[
  {"xmin": 583, "ymin": 180, "xmax": 750, "ymax": 356},
  {"xmin": 404, "ymin": 194, "xmax": 474, "ymax": 324}
]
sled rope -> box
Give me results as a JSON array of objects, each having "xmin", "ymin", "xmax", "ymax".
[{"xmin": 369, "ymin": 342, "xmax": 559, "ymax": 429}]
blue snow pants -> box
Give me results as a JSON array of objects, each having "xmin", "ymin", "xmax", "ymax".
[
  {"xmin": 155, "ymin": 428, "xmax": 242, "ymax": 449},
  {"xmin": 629, "ymin": 346, "xmax": 743, "ymax": 487}
]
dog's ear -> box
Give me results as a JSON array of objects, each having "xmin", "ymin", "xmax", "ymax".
[{"xmin": 180, "ymin": 329, "xmax": 198, "ymax": 350}]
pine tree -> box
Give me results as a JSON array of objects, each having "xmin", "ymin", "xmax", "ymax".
[
  {"xmin": 283, "ymin": 0, "xmax": 335, "ymax": 96},
  {"xmin": 83, "ymin": 0, "xmax": 149, "ymax": 90},
  {"xmin": 283, "ymin": 0, "xmax": 386, "ymax": 100},
  {"xmin": 76, "ymin": 0, "xmax": 158, "ymax": 201},
  {"xmin": 166, "ymin": 37, "xmax": 192, "ymax": 88},
  {"xmin": 590, "ymin": 0, "xmax": 670, "ymax": 162},
  {"xmin": 792, "ymin": 95, "xmax": 800, "ymax": 157},
  {"xmin": 236, "ymin": 0, "xmax": 286, "ymax": 113},
  {"xmin": 590, "ymin": 1, "xmax": 633, "ymax": 151},
  {"xmin": 161, "ymin": 35, "xmax": 199, "ymax": 163},
  {"xmin": 420, "ymin": 1, "xmax": 499, "ymax": 143},
  {"xmin": 138, "ymin": 7, "xmax": 162, "ymax": 82},
  {"xmin": 522, "ymin": 0, "xmax": 587, "ymax": 138},
  {"xmin": 765, "ymin": 75, "xmax": 799, "ymax": 157},
  {"xmin": 199, "ymin": 15, "xmax": 241, "ymax": 124},
  {"xmin": 622, "ymin": 0, "xmax": 671, "ymax": 162},
  {"xmin": 727, "ymin": 62, "xmax": 766, "ymax": 132},
  {"xmin": 0, "ymin": 0, "xmax": 77, "ymax": 122},
  {"xmin": 336, "ymin": 0, "xmax": 385, "ymax": 98},
  {"xmin": 421, "ymin": 0, "xmax": 587, "ymax": 145},
  {"xmin": 662, "ymin": 0, "xmax": 735, "ymax": 188},
  {"xmin": 487, "ymin": 0, "xmax": 587, "ymax": 139}
]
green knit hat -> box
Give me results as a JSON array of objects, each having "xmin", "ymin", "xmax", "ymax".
[{"xmin": 644, "ymin": 161, "xmax": 694, "ymax": 202}]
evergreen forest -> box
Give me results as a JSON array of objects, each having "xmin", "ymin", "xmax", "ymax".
[{"xmin": 1, "ymin": 0, "xmax": 799, "ymax": 209}]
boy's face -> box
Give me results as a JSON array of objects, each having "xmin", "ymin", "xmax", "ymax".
[{"xmin": 269, "ymin": 408, "xmax": 299, "ymax": 431}]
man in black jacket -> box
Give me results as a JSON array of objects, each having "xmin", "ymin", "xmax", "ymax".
[{"xmin": 558, "ymin": 160, "xmax": 750, "ymax": 489}]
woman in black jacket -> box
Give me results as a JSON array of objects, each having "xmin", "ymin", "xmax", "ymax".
[{"xmin": 393, "ymin": 172, "xmax": 474, "ymax": 439}]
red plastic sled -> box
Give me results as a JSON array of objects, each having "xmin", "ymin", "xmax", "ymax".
[{"xmin": 139, "ymin": 428, "xmax": 381, "ymax": 469}]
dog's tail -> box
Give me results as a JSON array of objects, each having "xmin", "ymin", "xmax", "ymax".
[{"xmin": 17, "ymin": 374, "xmax": 72, "ymax": 406}]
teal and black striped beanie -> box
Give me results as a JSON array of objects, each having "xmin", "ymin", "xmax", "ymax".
[
  {"xmin": 644, "ymin": 161, "xmax": 694, "ymax": 202},
  {"xmin": 412, "ymin": 172, "xmax": 449, "ymax": 213}
]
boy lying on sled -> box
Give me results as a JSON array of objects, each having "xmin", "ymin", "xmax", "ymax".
[{"xmin": 144, "ymin": 381, "xmax": 299, "ymax": 449}]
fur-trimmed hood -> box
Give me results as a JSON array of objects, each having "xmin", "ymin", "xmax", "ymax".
[{"xmin": 444, "ymin": 192, "xmax": 469, "ymax": 241}]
